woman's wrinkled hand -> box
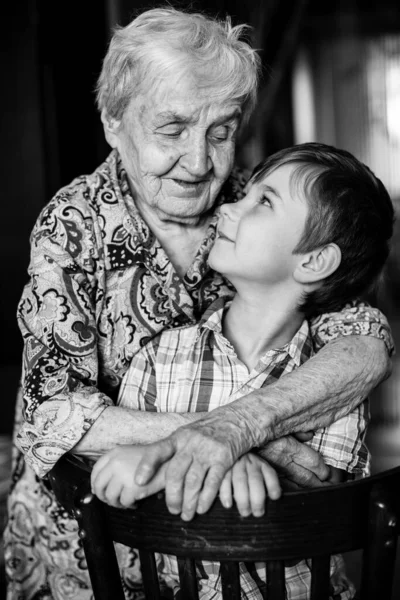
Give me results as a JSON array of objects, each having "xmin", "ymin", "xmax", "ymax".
[
  {"xmin": 258, "ymin": 435, "xmax": 331, "ymax": 487},
  {"xmin": 134, "ymin": 408, "xmax": 257, "ymax": 521}
]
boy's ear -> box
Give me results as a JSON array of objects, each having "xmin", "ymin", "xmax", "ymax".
[
  {"xmin": 101, "ymin": 109, "xmax": 122, "ymax": 148},
  {"xmin": 294, "ymin": 243, "xmax": 342, "ymax": 284}
]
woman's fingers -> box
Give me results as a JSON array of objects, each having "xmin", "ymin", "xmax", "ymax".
[
  {"xmin": 180, "ymin": 461, "xmax": 207, "ymax": 521},
  {"xmin": 196, "ymin": 463, "xmax": 228, "ymax": 516},
  {"xmin": 164, "ymin": 453, "xmax": 193, "ymax": 516}
]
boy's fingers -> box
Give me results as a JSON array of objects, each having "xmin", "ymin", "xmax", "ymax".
[
  {"xmin": 245, "ymin": 461, "xmax": 266, "ymax": 517},
  {"xmin": 232, "ymin": 459, "xmax": 251, "ymax": 517},
  {"xmin": 104, "ymin": 477, "xmax": 124, "ymax": 508},
  {"xmin": 261, "ymin": 461, "xmax": 281, "ymax": 500},
  {"xmin": 91, "ymin": 464, "xmax": 114, "ymax": 499},
  {"xmin": 119, "ymin": 487, "xmax": 138, "ymax": 508},
  {"xmin": 90, "ymin": 454, "xmax": 112, "ymax": 489},
  {"xmin": 219, "ymin": 471, "xmax": 233, "ymax": 509}
]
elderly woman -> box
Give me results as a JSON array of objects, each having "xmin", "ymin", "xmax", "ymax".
[{"xmin": 5, "ymin": 7, "xmax": 391, "ymax": 600}]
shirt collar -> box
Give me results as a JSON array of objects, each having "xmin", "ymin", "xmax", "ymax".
[
  {"xmin": 198, "ymin": 299, "xmax": 313, "ymax": 367},
  {"xmin": 277, "ymin": 319, "xmax": 313, "ymax": 367},
  {"xmin": 198, "ymin": 297, "xmax": 231, "ymax": 333}
]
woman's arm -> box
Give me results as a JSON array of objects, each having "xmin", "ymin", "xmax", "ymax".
[
  {"xmin": 16, "ymin": 196, "xmax": 111, "ymax": 478},
  {"xmin": 72, "ymin": 405, "xmax": 203, "ymax": 459},
  {"xmin": 16, "ymin": 194, "xmax": 206, "ymax": 477}
]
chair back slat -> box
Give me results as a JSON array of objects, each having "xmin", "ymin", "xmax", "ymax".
[
  {"xmin": 77, "ymin": 493, "xmax": 125, "ymax": 600},
  {"xmin": 177, "ymin": 557, "xmax": 199, "ymax": 599},
  {"xmin": 220, "ymin": 561, "xmax": 241, "ymax": 599},
  {"xmin": 49, "ymin": 457, "xmax": 400, "ymax": 600},
  {"xmin": 360, "ymin": 481, "xmax": 399, "ymax": 600},
  {"xmin": 139, "ymin": 550, "xmax": 162, "ymax": 599},
  {"xmin": 310, "ymin": 555, "xmax": 331, "ymax": 600},
  {"xmin": 266, "ymin": 560, "xmax": 285, "ymax": 600}
]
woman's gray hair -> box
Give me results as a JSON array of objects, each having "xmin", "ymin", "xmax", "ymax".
[{"xmin": 96, "ymin": 7, "xmax": 260, "ymax": 124}]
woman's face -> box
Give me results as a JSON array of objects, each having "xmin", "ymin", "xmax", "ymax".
[{"xmin": 105, "ymin": 78, "xmax": 242, "ymax": 226}]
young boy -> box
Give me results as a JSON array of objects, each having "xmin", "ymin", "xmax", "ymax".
[{"xmin": 91, "ymin": 142, "xmax": 394, "ymax": 599}]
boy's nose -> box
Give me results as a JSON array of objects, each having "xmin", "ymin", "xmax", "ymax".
[
  {"xmin": 220, "ymin": 203, "xmax": 238, "ymax": 220},
  {"xmin": 220, "ymin": 198, "xmax": 248, "ymax": 223}
]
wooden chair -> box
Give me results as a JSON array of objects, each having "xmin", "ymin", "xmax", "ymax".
[{"xmin": 49, "ymin": 454, "xmax": 400, "ymax": 600}]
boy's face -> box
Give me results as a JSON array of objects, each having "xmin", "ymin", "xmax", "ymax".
[{"xmin": 209, "ymin": 163, "xmax": 309, "ymax": 287}]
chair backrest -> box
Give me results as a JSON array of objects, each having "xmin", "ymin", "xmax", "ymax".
[{"xmin": 49, "ymin": 455, "xmax": 400, "ymax": 600}]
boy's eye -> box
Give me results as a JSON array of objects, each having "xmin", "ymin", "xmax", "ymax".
[{"xmin": 259, "ymin": 195, "xmax": 272, "ymax": 207}]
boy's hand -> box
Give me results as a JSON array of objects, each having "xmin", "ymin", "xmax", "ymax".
[
  {"xmin": 91, "ymin": 445, "xmax": 166, "ymax": 508},
  {"xmin": 218, "ymin": 453, "xmax": 281, "ymax": 518}
]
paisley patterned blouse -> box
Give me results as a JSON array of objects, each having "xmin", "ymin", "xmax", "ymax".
[{"xmin": 5, "ymin": 150, "xmax": 392, "ymax": 600}]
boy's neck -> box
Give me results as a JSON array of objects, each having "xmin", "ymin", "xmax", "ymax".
[{"xmin": 222, "ymin": 283, "xmax": 305, "ymax": 372}]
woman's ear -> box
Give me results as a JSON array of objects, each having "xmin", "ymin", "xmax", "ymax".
[
  {"xmin": 294, "ymin": 243, "xmax": 342, "ymax": 284},
  {"xmin": 101, "ymin": 109, "xmax": 121, "ymax": 148}
]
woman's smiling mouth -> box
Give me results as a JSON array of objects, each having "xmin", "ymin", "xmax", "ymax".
[{"xmin": 165, "ymin": 179, "xmax": 208, "ymax": 198}]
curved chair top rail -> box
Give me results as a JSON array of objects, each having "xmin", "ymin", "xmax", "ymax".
[{"xmin": 49, "ymin": 454, "xmax": 400, "ymax": 562}]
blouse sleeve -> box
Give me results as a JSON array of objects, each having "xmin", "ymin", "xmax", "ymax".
[
  {"xmin": 310, "ymin": 301, "xmax": 394, "ymax": 355},
  {"xmin": 15, "ymin": 191, "xmax": 113, "ymax": 478}
]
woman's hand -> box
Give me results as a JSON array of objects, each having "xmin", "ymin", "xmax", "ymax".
[
  {"xmin": 132, "ymin": 410, "xmax": 331, "ymax": 521},
  {"xmin": 91, "ymin": 445, "xmax": 167, "ymax": 508},
  {"xmin": 258, "ymin": 435, "xmax": 331, "ymax": 487},
  {"xmin": 219, "ymin": 453, "xmax": 281, "ymax": 518},
  {"xmin": 133, "ymin": 406, "xmax": 254, "ymax": 521}
]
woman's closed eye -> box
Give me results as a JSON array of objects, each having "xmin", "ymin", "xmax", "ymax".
[
  {"xmin": 157, "ymin": 123, "xmax": 184, "ymax": 137},
  {"xmin": 209, "ymin": 126, "xmax": 231, "ymax": 142}
]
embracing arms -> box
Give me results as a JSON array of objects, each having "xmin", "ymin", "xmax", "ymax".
[{"xmin": 132, "ymin": 329, "xmax": 391, "ymax": 518}]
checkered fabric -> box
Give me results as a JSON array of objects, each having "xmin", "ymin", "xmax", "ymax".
[{"xmin": 118, "ymin": 298, "xmax": 369, "ymax": 599}]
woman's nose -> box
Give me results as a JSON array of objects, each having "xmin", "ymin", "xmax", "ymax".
[{"xmin": 180, "ymin": 136, "xmax": 212, "ymax": 177}]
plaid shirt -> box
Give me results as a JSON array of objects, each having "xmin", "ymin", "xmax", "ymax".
[{"xmin": 118, "ymin": 298, "xmax": 369, "ymax": 599}]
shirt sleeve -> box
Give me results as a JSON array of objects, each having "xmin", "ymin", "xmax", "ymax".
[
  {"xmin": 310, "ymin": 301, "xmax": 394, "ymax": 355},
  {"xmin": 307, "ymin": 398, "xmax": 370, "ymax": 477},
  {"xmin": 117, "ymin": 340, "xmax": 159, "ymax": 412},
  {"xmin": 15, "ymin": 192, "xmax": 113, "ymax": 478}
]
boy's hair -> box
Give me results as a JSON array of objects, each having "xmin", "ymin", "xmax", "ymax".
[{"xmin": 251, "ymin": 142, "xmax": 394, "ymax": 317}]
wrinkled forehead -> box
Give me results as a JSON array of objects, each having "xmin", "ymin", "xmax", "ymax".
[
  {"xmin": 130, "ymin": 74, "xmax": 243, "ymax": 127},
  {"xmin": 133, "ymin": 46, "xmax": 247, "ymax": 117}
]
